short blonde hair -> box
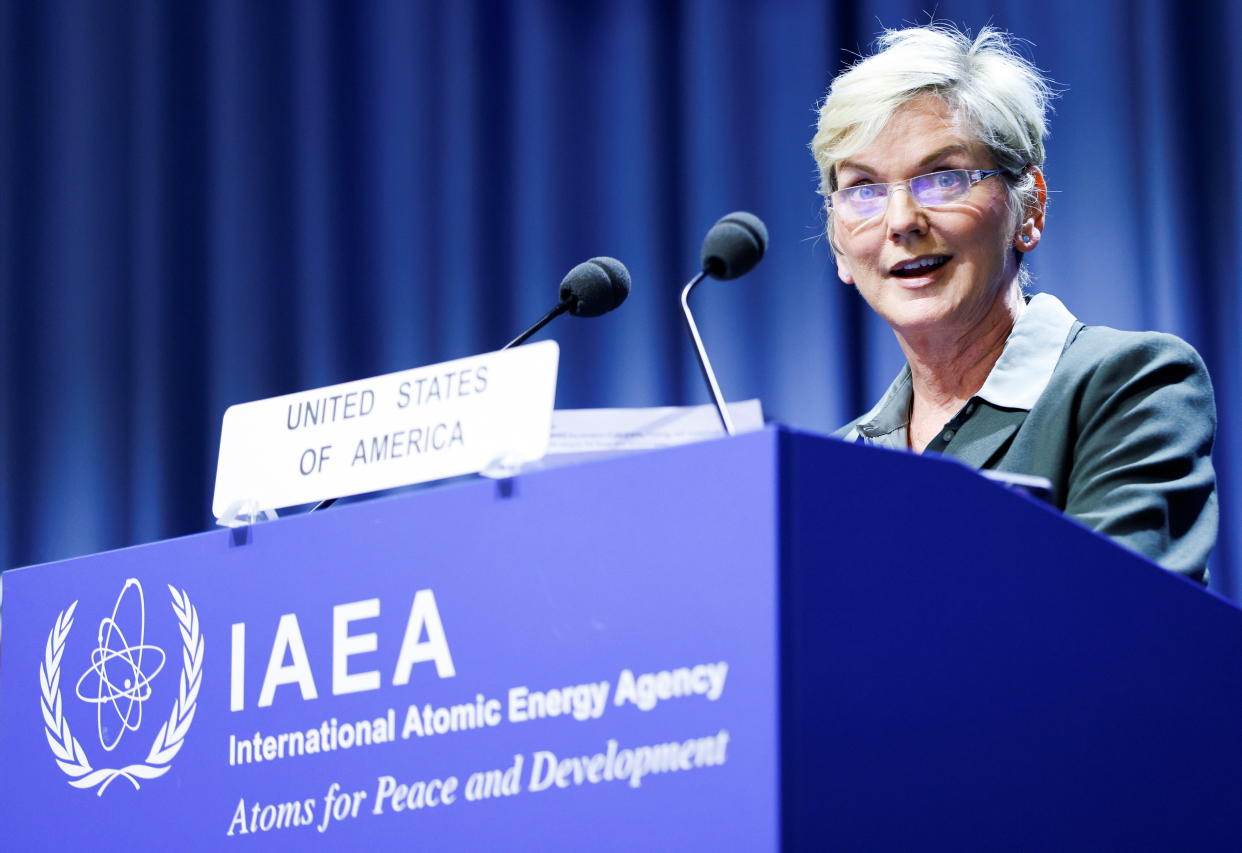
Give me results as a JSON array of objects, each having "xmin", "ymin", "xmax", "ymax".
[{"xmin": 812, "ymin": 25, "xmax": 1054, "ymax": 223}]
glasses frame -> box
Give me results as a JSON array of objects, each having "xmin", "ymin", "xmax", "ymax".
[{"xmin": 826, "ymin": 168, "xmax": 1004, "ymax": 222}]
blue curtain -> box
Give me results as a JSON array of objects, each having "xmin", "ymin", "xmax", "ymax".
[{"xmin": 2, "ymin": 0, "xmax": 1239, "ymax": 599}]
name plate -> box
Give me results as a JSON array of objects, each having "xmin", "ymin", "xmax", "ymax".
[{"xmin": 212, "ymin": 341, "xmax": 559, "ymax": 518}]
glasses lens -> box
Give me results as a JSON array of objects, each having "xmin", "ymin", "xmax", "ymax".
[
  {"xmin": 837, "ymin": 184, "xmax": 888, "ymax": 220},
  {"xmin": 911, "ymin": 170, "xmax": 970, "ymax": 205}
]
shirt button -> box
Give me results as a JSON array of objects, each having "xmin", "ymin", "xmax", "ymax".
[{"xmin": 942, "ymin": 429, "xmax": 956, "ymax": 442}]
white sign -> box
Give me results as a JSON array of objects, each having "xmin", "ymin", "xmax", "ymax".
[{"xmin": 212, "ymin": 342, "xmax": 559, "ymax": 518}]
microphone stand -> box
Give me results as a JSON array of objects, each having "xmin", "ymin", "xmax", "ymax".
[
  {"xmin": 312, "ymin": 295, "xmax": 579, "ymax": 512},
  {"xmin": 680, "ymin": 271, "xmax": 735, "ymax": 436},
  {"xmin": 503, "ymin": 297, "xmax": 575, "ymax": 350}
]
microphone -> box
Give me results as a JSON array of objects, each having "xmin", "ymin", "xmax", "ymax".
[
  {"xmin": 312, "ymin": 256, "xmax": 631, "ymax": 512},
  {"xmin": 700, "ymin": 211, "xmax": 768, "ymax": 280},
  {"xmin": 681, "ymin": 211, "xmax": 769, "ymax": 436},
  {"xmin": 503, "ymin": 257, "xmax": 631, "ymax": 349}
]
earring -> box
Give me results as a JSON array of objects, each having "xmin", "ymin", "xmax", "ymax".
[{"xmin": 1021, "ymin": 235, "xmax": 1032, "ymax": 244}]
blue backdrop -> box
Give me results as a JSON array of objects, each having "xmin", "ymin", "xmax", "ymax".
[{"xmin": 2, "ymin": 0, "xmax": 1239, "ymax": 600}]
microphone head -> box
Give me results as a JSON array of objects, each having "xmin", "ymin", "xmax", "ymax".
[
  {"xmin": 700, "ymin": 211, "xmax": 769, "ymax": 280},
  {"xmin": 559, "ymin": 256, "xmax": 632, "ymax": 317}
]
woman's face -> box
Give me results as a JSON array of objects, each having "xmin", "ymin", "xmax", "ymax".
[{"xmin": 831, "ymin": 95, "xmax": 1037, "ymax": 342}]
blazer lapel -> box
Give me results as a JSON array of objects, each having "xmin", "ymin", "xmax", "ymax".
[{"xmin": 943, "ymin": 405, "xmax": 1028, "ymax": 470}]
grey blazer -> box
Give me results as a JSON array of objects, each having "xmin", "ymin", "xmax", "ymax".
[{"xmin": 839, "ymin": 316, "xmax": 1218, "ymax": 582}]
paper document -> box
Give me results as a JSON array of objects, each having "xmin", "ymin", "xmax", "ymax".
[{"xmin": 548, "ymin": 400, "xmax": 764, "ymax": 454}]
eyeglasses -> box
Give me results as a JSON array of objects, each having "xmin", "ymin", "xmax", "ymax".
[{"xmin": 826, "ymin": 168, "xmax": 1003, "ymax": 223}]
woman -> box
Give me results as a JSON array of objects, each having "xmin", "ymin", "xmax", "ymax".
[{"xmin": 812, "ymin": 25, "xmax": 1217, "ymax": 582}]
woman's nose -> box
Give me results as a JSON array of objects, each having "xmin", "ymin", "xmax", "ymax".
[{"xmin": 885, "ymin": 186, "xmax": 927, "ymax": 240}]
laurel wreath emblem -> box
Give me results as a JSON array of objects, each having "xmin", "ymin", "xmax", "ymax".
[{"xmin": 40, "ymin": 584, "xmax": 204, "ymax": 795}]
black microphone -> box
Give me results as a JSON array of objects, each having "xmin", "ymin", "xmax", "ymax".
[
  {"xmin": 681, "ymin": 211, "xmax": 770, "ymax": 436},
  {"xmin": 313, "ymin": 257, "xmax": 631, "ymax": 512},
  {"xmin": 700, "ymin": 211, "xmax": 768, "ymax": 280},
  {"xmin": 503, "ymin": 257, "xmax": 631, "ymax": 349}
]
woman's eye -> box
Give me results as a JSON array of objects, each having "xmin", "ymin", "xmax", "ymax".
[
  {"xmin": 935, "ymin": 172, "xmax": 959, "ymax": 187},
  {"xmin": 852, "ymin": 184, "xmax": 880, "ymax": 200}
]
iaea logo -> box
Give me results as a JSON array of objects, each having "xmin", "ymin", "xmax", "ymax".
[
  {"xmin": 73, "ymin": 579, "xmax": 168, "ymax": 752},
  {"xmin": 40, "ymin": 579, "xmax": 204, "ymax": 795}
]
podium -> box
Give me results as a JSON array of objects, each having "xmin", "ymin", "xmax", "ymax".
[{"xmin": 2, "ymin": 428, "xmax": 1239, "ymax": 850}]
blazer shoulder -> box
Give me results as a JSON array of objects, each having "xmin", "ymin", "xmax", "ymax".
[
  {"xmin": 1051, "ymin": 325, "xmax": 1210, "ymax": 398},
  {"xmin": 1030, "ymin": 324, "xmax": 1214, "ymax": 425},
  {"xmin": 1062, "ymin": 324, "xmax": 1207, "ymax": 372}
]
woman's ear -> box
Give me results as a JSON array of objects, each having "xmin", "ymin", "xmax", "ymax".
[
  {"xmin": 836, "ymin": 253, "xmax": 854, "ymax": 285},
  {"xmin": 1016, "ymin": 167, "xmax": 1047, "ymax": 252},
  {"xmin": 829, "ymin": 216, "xmax": 854, "ymax": 284}
]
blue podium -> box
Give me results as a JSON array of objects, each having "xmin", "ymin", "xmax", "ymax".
[{"xmin": 1, "ymin": 428, "xmax": 1239, "ymax": 850}]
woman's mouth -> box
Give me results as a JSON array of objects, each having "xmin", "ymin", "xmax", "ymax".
[{"xmin": 889, "ymin": 255, "xmax": 951, "ymax": 278}]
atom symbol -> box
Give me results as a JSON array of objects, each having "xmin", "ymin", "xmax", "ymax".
[{"xmin": 74, "ymin": 579, "xmax": 167, "ymax": 752}]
